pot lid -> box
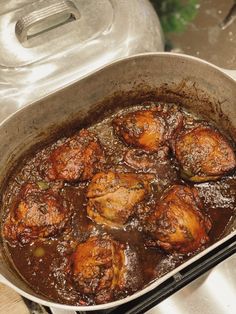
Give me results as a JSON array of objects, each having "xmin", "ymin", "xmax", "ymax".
[
  {"xmin": 1, "ymin": 0, "xmax": 115, "ymax": 67},
  {"xmin": 0, "ymin": 0, "xmax": 163, "ymax": 122}
]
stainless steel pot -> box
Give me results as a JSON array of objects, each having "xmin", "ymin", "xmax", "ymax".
[{"xmin": 0, "ymin": 53, "xmax": 236, "ymax": 313}]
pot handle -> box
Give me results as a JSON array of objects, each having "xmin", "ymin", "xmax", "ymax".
[
  {"xmin": 15, "ymin": 0, "xmax": 80, "ymax": 43},
  {"xmin": 219, "ymin": 3, "xmax": 236, "ymax": 81},
  {"xmin": 50, "ymin": 308, "xmax": 77, "ymax": 314},
  {"xmin": 220, "ymin": 2, "xmax": 236, "ymax": 30},
  {"xmin": 220, "ymin": 69, "xmax": 236, "ymax": 81}
]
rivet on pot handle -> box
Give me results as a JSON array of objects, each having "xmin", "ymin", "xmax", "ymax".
[{"xmin": 15, "ymin": 0, "xmax": 80, "ymax": 43}]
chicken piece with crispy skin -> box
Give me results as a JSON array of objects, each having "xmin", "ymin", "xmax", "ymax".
[
  {"xmin": 146, "ymin": 185, "xmax": 212, "ymax": 254},
  {"xmin": 3, "ymin": 183, "xmax": 72, "ymax": 244},
  {"xmin": 46, "ymin": 129, "xmax": 105, "ymax": 182},
  {"xmin": 71, "ymin": 235, "xmax": 126, "ymax": 304},
  {"xmin": 113, "ymin": 104, "xmax": 183, "ymax": 152},
  {"xmin": 174, "ymin": 125, "xmax": 236, "ymax": 182},
  {"xmin": 86, "ymin": 172, "xmax": 153, "ymax": 228}
]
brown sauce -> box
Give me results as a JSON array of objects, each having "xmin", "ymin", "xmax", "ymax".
[{"xmin": 2, "ymin": 103, "xmax": 236, "ymax": 305}]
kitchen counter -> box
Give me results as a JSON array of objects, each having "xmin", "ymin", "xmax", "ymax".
[{"xmin": 0, "ymin": 283, "xmax": 29, "ymax": 314}]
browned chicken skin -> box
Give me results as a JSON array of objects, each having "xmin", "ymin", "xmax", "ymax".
[
  {"xmin": 71, "ymin": 235, "xmax": 126, "ymax": 304},
  {"xmin": 146, "ymin": 185, "xmax": 212, "ymax": 254},
  {"xmin": 87, "ymin": 172, "xmax": 153, "ymax": 228},
  {"xmin": 47, "ymin": 129, "xmax": 105, "ymax": 182},
  {"xmin": 174, "ymin": 125, "xmax": 236, "ymax": 182},
  {"xmin": 3, "ymin": 183, "xmax": 71, "ymax": 244},
  {"xmin": 113, "ymin": 105, "xmax": 183, "ymax": 152}
]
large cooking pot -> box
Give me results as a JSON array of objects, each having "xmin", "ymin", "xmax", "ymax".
[{"xmin": 0, "ymin": 53, "xmax": 236, "ymax": 313}]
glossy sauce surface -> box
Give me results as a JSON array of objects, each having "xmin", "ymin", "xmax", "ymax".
[{"xmin": 2, "ymin": 103, "xmax": 236, "ymax": 305}]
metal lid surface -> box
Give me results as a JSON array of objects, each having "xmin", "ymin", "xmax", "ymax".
[{"xmin": 0, "ymin": 0, "xmax": 163, "ymax": 122}]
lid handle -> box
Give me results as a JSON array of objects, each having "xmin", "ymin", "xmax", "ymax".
[{"xmin": 15, "ymin": 0, "xmax": 80, "ymax": 43}]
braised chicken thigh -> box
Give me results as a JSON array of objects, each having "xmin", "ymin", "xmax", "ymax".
[
  {"xmin": 87, "ymin": 171, "xmax": 153, "ymax": 227},
  {"xmin": 113, "ymin": 105, "xmax": 183, "ymax": 152},
  {"xmin": 174, "ymin": 125, "xmax": 236, "ymax": 182},
  {"xmin": 47, "ymin": 129, "xmax": 105, "ymax": 182},
  {"xmin": 71, "ymin": 235, "xmax": 126, "ymax": 303},
  {"xmin": 146, "ymin": 185, "xmax": 212, "ymax": 254},
  {"xmin": 3, "ymin": 183, "xmax": 71, "ymax": 244}
]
